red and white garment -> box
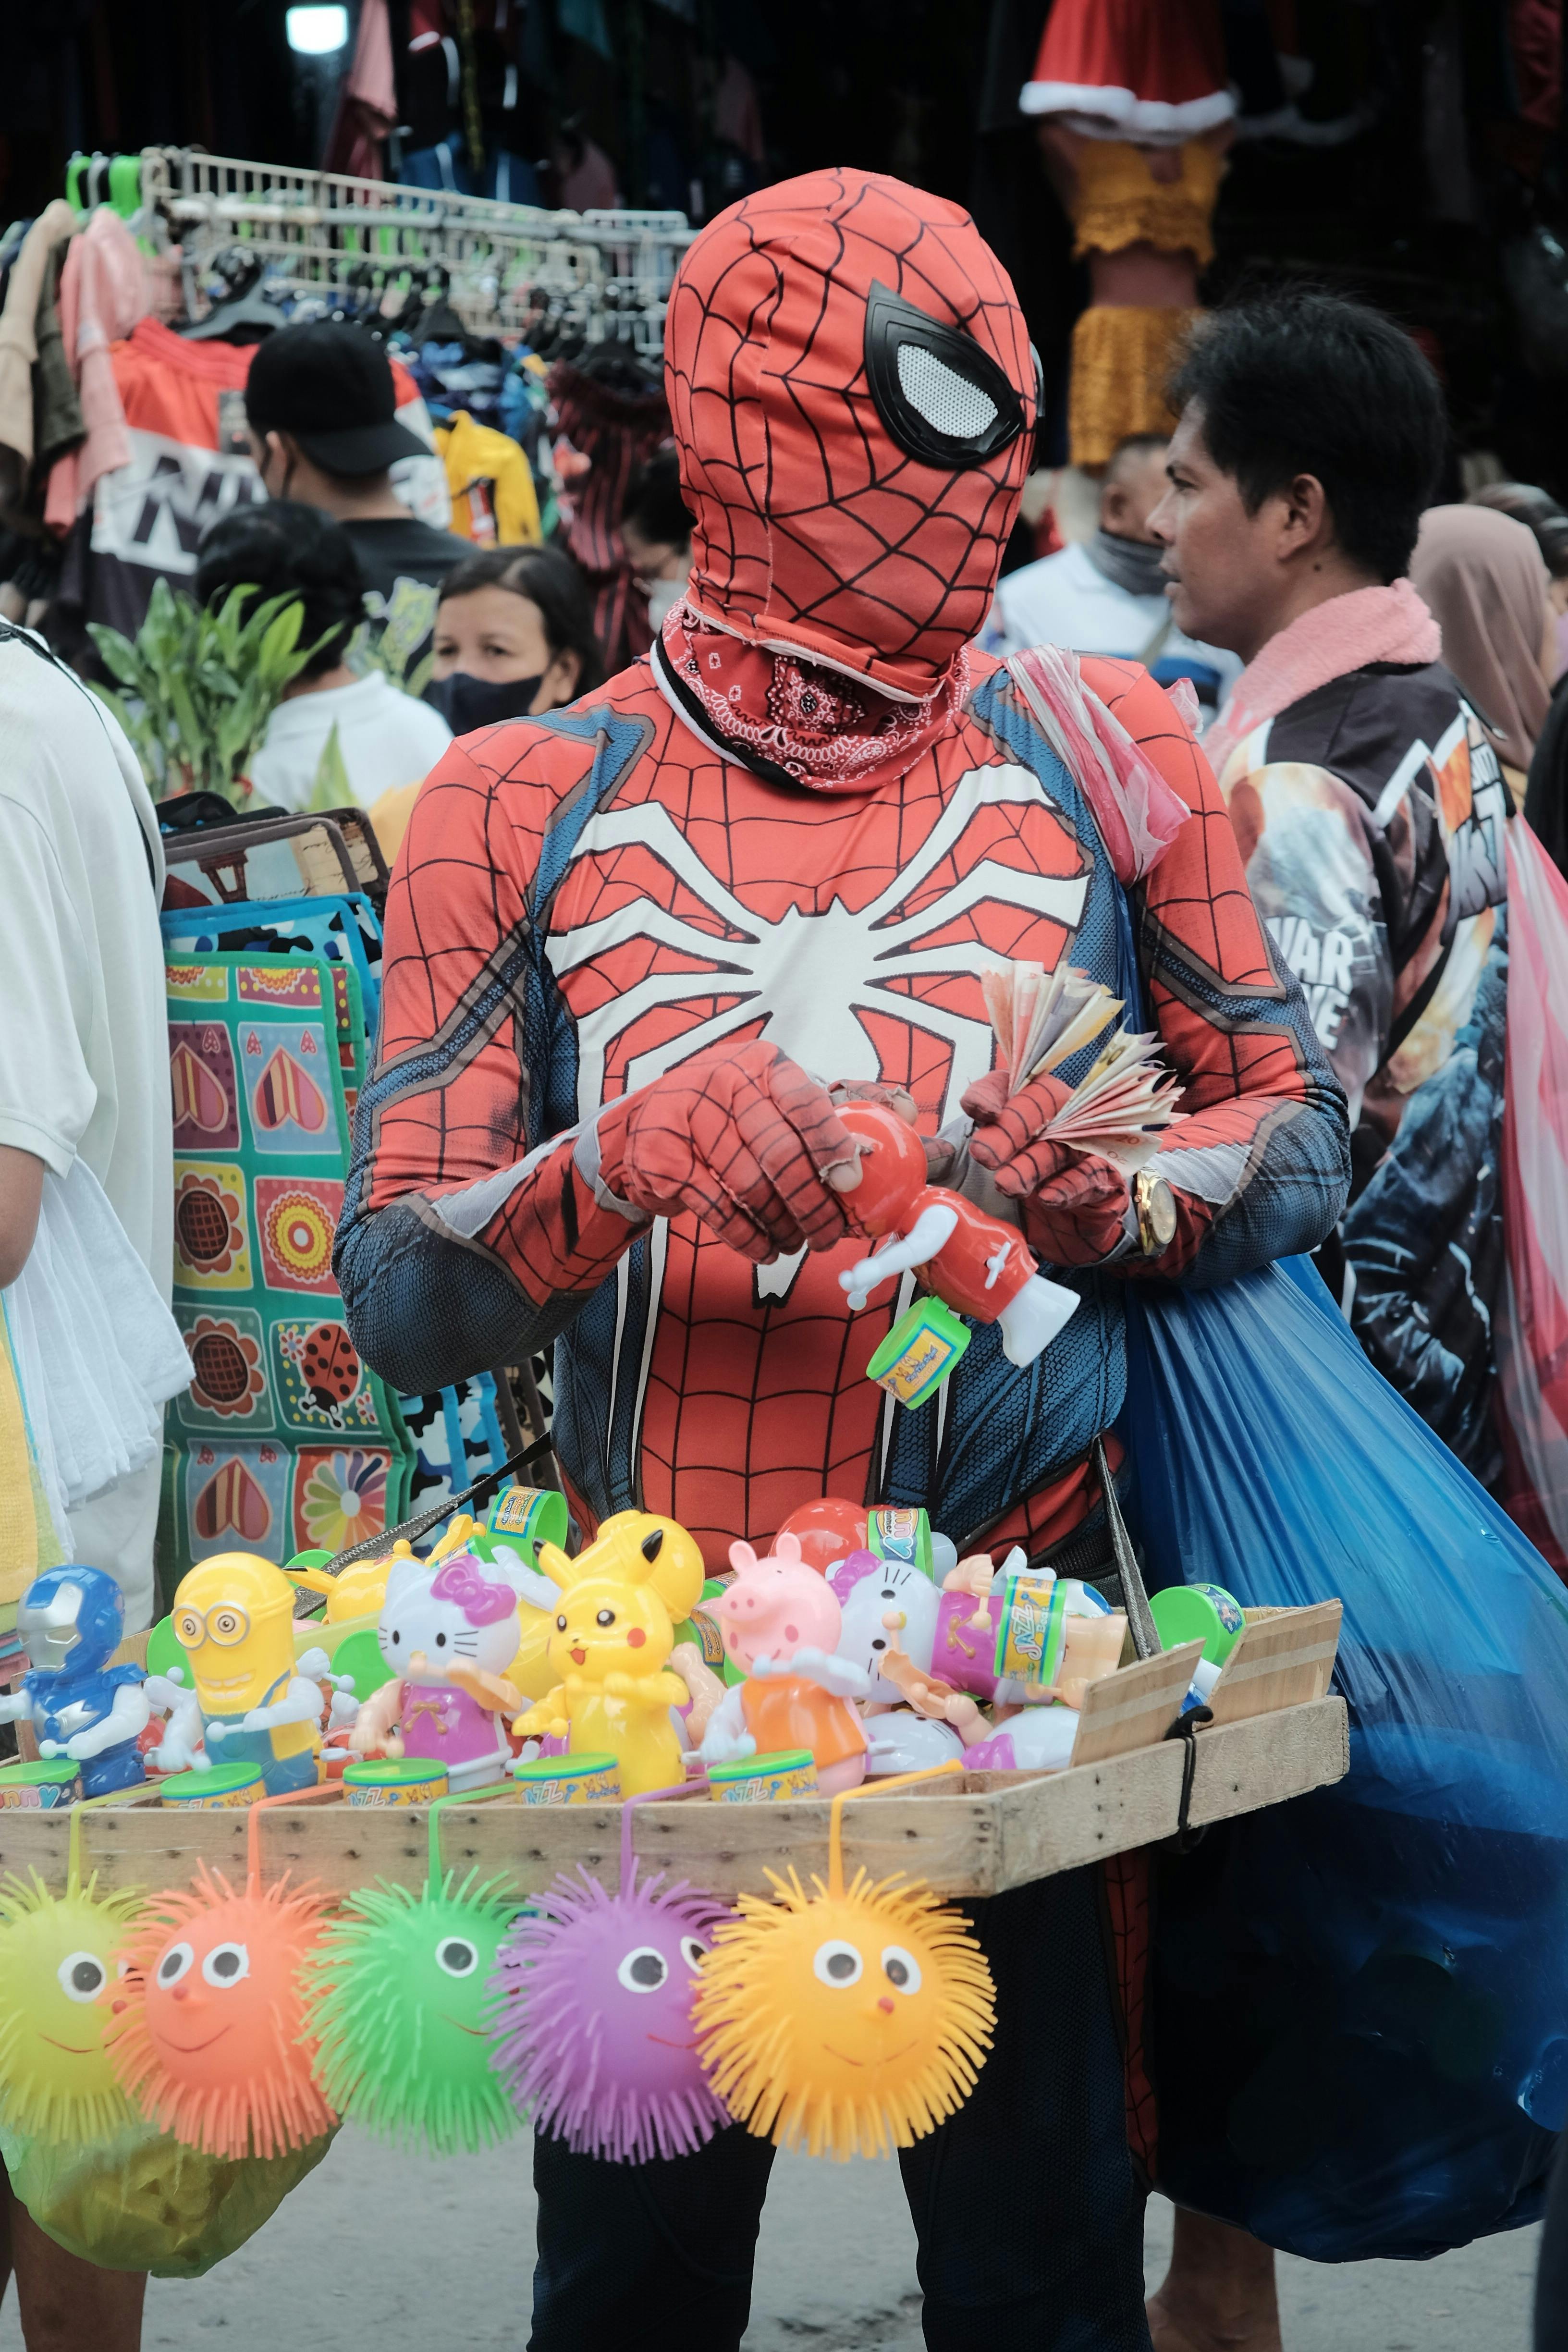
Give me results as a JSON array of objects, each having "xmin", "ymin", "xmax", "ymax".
[
  {"xmin": 85, "ymin": 319, "xmax": 448, "ymax": 637},
  {"xmin": 1020, "ymin": 0, "xmax": 1235, "ymax": 143}
]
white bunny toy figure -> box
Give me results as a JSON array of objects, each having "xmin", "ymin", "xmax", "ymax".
[{"xmin": 348, "ymin": 1550, "xmax": 523, "ymax": 1789}]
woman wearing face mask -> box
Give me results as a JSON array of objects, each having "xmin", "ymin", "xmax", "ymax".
[
  {"xmin": 621, "ymin": 452, "xmax": 694, "ymax": 632},
  {"xmin": 429, "ymin": 545, "xmax": 606, "ymax": 733}
]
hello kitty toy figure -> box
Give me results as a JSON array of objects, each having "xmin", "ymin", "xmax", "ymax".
[
  {"xmin": 834, "ymin": 1102, "xmax": 1078, "ymax": 1367},
  {"xmin": 699, "ymin": 1533, "xmax": 870, "ymax": 1794},
  {"xmin": 829, "ymin": 1550, "xmax": 943, "ymax": 1701},
  {"xmin": 349, "ymin": 1551, "xmax": 523, "ymax": 1790}
]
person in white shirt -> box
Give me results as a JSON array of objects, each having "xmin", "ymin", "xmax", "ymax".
[
  {"xmin": 0, "ymin": 621, "xmax": 188, "ymax": 2347},
  {"xmin": 193, "ymin": 502, "xmax": 452, "ymax": 816},
  {"xmin": 985, "ymin": 433, "xmax": 1242, "ymax": 727}
]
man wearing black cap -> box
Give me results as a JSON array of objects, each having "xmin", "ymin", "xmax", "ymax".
[{"xmin": 245, "ymin": 321, "xmax": 468, "ymax": 670}]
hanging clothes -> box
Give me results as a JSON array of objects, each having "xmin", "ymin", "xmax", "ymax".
[
  {"xmin": 65, "ymin": 319, "xmax": 447, "ymax": 641},
  {"xmin": 44, "ymin": 207, "xmax": 149, "ymax": 538},
  {"xmin": 432, "ymin": 409, "xmax": 541, "ymax": 545},
  {"xmin": 549, "ymin": 354, "xmax": 669, "ymax": 674},
  {"xmin": 0, "ymin": 199, "xmax": 77, "ymax": 522}
]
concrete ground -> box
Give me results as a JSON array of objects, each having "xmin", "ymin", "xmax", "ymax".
[{"xmin": 0, "ymin": 2128, "xmax": 1538, "ymax": 2351}]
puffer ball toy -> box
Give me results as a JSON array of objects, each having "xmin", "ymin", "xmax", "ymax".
[
  {"xmin": 0, "ymin": 1873, "xmax": 143, "ymax": 2144},
  {"xmin": 490, "ymin": 1865, "xmax": 730, "ymax": 2163},
  {"xmin": 305, "ymin": 1870, "xmax": 523, "ymax": 2154},
  {"xmin": 106, "ymin": 1869, "xmax": 335, "ymax": 2160}
]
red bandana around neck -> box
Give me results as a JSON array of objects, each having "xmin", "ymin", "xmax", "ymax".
[{"xmin": 653, "ymin": 601, "xmax": 967, "ymax": 795}]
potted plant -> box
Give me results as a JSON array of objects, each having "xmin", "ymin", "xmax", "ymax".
[{"xmin": 88, "ymin": 578, "xmax": 328, "ymax": 803}]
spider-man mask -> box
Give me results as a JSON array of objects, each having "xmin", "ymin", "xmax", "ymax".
[{"xmin": 666, "ymin": 168, "xmax": 1039, "ymax": 702}]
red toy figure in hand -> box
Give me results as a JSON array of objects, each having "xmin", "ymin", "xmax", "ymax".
[{"xmin": 834, "ymin": 1102, "xmax": 1079, "ymax": 1367}]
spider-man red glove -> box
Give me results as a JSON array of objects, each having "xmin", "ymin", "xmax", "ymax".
[
  {"xmin": 961, "ymin": 1068, "xmax": 1132, "ymax": 1266},
  {"xmin": 592, "ymin": 1040, "xmax": 862, "ymax": 1264}
]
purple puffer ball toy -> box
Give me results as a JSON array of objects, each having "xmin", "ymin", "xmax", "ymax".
[{"xmin": 488, "ymin": 1866, "xmax": 732, "ymax": 2163}]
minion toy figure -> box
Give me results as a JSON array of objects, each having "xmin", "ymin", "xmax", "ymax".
[
  {"xmin": 0, "ymin": 1567, "xmax": 150, "ymax": 1797},
  {"xmin": 151, "ymin": 1554, "xmax": 329, "ymax": 1795}
]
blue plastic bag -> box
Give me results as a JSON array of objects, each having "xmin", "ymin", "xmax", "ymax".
[{"xmin": 1120, "ymin": 1257, "xmax": 1568, "ymax": 2258}]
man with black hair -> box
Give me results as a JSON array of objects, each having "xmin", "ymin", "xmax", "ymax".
[
  {"xmin": 1145, "ymin": 285, "xmax": 1509, "ymax": 2352},
  {"xmin": 244, "ymin": 322, "xmax": 468, "ymax": 677},
  {"xmin": 987, "ymin": 435, "xmax": 1240, "ymax": 725},
  {"xmin": 621, "ymin": 451, "xmax": 694, "ymax": 632},
  {"xmin": 195, "ymin": 502, "xmax": 451, "ymax": 813}
]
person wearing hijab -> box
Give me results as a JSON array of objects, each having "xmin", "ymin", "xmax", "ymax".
[{"xmin": 1410, "ymin": 503, "xmax": 1553, "ymax": 801}]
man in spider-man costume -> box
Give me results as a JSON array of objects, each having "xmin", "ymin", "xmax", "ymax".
[{"xmin": 339, "ymin": 170, "xmax": 1347, "ymax": 2352}]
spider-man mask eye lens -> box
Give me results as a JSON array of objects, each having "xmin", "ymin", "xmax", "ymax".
[{"xmin": 863, "ymin": 282, "xmax": 1029, "ymax": 470}]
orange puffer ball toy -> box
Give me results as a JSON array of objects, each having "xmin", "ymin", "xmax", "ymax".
[{"xmin": 105, "ymin": 1793, "xmax": 336, "ymax": 2160}]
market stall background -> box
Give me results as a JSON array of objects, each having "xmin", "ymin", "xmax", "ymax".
[{"xmin": 5, "ymin": 3, "xmax": 1568, "ymax": 497}]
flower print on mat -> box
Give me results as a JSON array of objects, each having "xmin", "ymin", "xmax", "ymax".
[
  {"xmin": 255, "ymin": 1177, "xmax": 343, "ymax": 1295},
  {"xmin": 292, "ymin": 1448, "xmax": 392, "ymax": 1555},
  {"xmin": 172, "ymin": 1164, "xmax": 252, "ymax": 1290},
  {"xmin": 175, "ymin": 1309, "xmax": 270, "ymax": 1431}
]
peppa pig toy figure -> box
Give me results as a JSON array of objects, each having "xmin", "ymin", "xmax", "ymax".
[
  {"xmin": 698, "ymin": 1533, "xmax": 870, "ymax": 1794},
  {"xmin": 834, "ymin": 1102, "xmax": 1079, "ymax": 1368}
]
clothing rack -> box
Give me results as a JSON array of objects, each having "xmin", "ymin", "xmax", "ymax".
[{"xmin": 132, "ymin": 147, "xmax": 692, "ymax": 355}]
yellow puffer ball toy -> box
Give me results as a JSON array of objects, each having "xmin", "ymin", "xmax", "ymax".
[
  {"xmin": 691, "ymin": 1767, "xmax": 995, "ymax": 2160},
  {"xmin": 0, "ymin": 1801, "xmax": 145, "ymax": 2149},
  {"xmin": 0, "ymin": 1872, "xmax": 143, "ymax": 2146}
]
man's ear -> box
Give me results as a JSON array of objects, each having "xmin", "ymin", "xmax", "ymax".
[{"xmin": 1279, "ymin": 471, "xmax": 1335, "ymax": 560}]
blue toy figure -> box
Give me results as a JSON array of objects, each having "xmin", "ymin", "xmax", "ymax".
[{"xmin": 0, "ymin": 1568, "xmax": 149, "ymax": 1797}]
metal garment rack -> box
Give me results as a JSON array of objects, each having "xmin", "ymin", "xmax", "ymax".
[{"xmin": 137, "ymin": 147, "xmax": 693, "ymax": 353}]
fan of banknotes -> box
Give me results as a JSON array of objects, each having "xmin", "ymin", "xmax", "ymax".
[{"xmin": 979, "ymin": 961, "xmax": 1182, "ymax": 1178}]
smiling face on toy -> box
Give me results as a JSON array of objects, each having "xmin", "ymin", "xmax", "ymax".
[
  {"xmin": 378, "ymin": 1552, "xmax": 522, "ymax": 1684},
  {"xmin": 693, "ymin": 1869, "xmax": 995, "ymax": 2160},
  {"xmin": 306, "ymin": 1873, "xmax": 522, "ymax": 2154},
  {"xmin": 0, "ymin": 1876, "xmax": 142, "ymax": 2143},
  {"xmin": 546, "ymin": 1572, "xmax": 673, "ymax": 1688},
  {"xmin": 492, "ymin": 1868, "xmax": 728, "ymax": 2162},
  {"xmin": 713, "ymin": 1532, "xmax": 841, "ymax": 1674},
  {"xmin": 172, "ymin": 1552, "xmax": 297, "ymax": 1716},
  {"xmin": 831, "ymin": 1552, "xmax": 941, "ymax": 1698},
  {"xmin": 107, "ymin": 1870, "xmax": 334, "ymax": 2159}
]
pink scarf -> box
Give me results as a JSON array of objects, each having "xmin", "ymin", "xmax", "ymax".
[{"xmin": 1203, "ymin": 579, "xmax": 1441, "ymax": 780}]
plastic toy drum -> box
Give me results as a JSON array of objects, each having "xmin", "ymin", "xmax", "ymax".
[
  {"xmin": 867, "ymin": 1505, "xmax": 932, "ymax": 1578},
  {"xmin": 865, "ymin": 1300, "xmax": 970, "ymax": 1409},
  {"xmin": 1149, "ymin": 1583, "xmax": 1246, "ymax": 1666},
  {"xmin": 994, "ymin": 1573, "xmax": 1069, "ymax": 1693},
  {"xmin": 708, "ymin": 1751, "xmax": 818, "ymax": 1802},
  {"xmin": 0, "ymin": 1761, "xmax": 81, "ymax": 1809},
  {"xmin": 484, "ymin": 1484, "xmax": 571, "ymax": 1562},
  {"xmin": 343, "ymin": 1759, "xmax": 451, "ymax": 1806},
  {"xmin": 512, "ymin": 1753, "xmax": 621, "ymax": 1805},
  {"xmin": 159, "ymin": 1763, "xmax": 265, "ymax": 1809}
]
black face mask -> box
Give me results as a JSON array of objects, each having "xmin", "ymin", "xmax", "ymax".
[{"xmin": 431, "ymin": 671, "xmax": 545, "ymax": 733}]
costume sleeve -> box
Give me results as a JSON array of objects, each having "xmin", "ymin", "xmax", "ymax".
[
  {"xmin": 1217, "ymin": 752, "xmax": 1393, "ymax": 1124},
  {"xmin": 1080, "ymin": 660, "xmax": 1351, "ymax": 1285},
  {"xmin": 334, "ymin": 740, "xmax": 648, "ymax": 1396}
]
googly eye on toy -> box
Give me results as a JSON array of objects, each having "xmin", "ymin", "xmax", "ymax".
[
  {"xmin": 304, "ymin": 1787, "xmax": 524, "ymax": 2154},
  {"xmin": 692, "ymin": 1765, "xmax": 995, "ymax": 2160},
  {"xmin": 489, "ymin": 1780, "xmax": 732, "ymax": 2163},
  {"xmin": 0, "ymin": 1800, "xmax": 143, "ymax": 2146},
  {"xmin": 105, "ymin": 1790, "xmax": 336, "ymax": 2160}
]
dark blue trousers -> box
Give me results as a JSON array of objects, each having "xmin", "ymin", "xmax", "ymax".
[{"xmin": 529, "ymin": 1864, "xmax": 1151, "ymax": 2352}]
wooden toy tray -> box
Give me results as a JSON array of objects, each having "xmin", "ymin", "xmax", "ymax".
[{"xmin": 0, "ymin": 1604, "xmax": 1347, "ymax": 1904}]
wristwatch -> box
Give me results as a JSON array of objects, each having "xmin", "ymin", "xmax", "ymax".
[{"xmin": 1132, "ymin": 1170, "xmax": 1177, "ymax": 1257}]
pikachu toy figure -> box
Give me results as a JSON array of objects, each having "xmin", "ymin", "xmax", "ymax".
[{"xmin": 514, "ymin": 1522, "xmax": 692, "ymax": 1795}]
